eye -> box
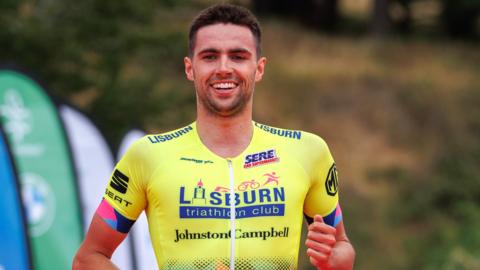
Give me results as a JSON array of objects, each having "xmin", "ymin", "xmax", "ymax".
[
  {"xmin": 231, "ymin": 55, "xmax": 247, "ymax": 61},
  {"xmin": 202, "ymin": 54, "xmax": 217, "ymax": 61}
]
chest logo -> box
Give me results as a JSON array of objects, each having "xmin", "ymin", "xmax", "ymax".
[
  {"xmin": 243, "ymin": 149, "xmax": 279, "ymax": 168},
  {"xmin": 178, "ymin": 172, "xmax": 285, "ymax": 219}
]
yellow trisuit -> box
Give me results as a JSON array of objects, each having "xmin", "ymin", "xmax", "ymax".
[{"xmin": 100, "ymin": 122, "xmax": 343, "ymax": 270}]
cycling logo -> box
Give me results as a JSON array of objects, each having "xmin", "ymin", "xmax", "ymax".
[
  {"xmin": 325, "ymin": 164, "xmax": 339, "ymax": 196},
  {"xmin": 243, "ymin": 149, "xmax": 279, "ymax": 168},
  {"xmin": 214, "ymin": 172, "xmax": 280, "ymax": 192},
  {"xmin": 178, "ymin": 172, "xmax": 285, "ymax": 219}
]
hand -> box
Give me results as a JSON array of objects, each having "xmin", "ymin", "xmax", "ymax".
[{"xmin": 305, "ymin": 215, "xmax": 337, "ymax": 269}]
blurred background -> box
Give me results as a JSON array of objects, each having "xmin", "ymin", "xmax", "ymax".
[{"xmin": 1, "ymin": 0, "xmax": 479, "ymax": 269}]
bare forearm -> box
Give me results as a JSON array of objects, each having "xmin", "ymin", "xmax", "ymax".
[
  {"xmin": 321, "ymin": 240, "xmax": 355, "ymax": 270},
  {"xmin": 72, "ymin": 214, "xmax": 127, "ymax": 270}
]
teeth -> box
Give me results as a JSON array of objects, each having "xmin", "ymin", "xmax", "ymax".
[{"xmin": 212, "ymin": 82, "xmax": 236, "ymax": 89}]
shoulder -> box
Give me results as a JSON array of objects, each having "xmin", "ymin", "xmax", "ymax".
[
  {"xmin": 144, "ymin": 124, "xmax": 195, "ymax": 145},
  {"xmin": 254, "ymin": 122, "xmax": 329, "ymax": 151},
  {"xmin": 123, "ymin": 123, "xmax": 196, "ymax": 160},
  {"xmin": 254, "ymin": 122, "xmax": 303, "ymax": 141},
  {"xmin": 254, "ymin": 122, "xmax": 333, "ymax": 173}
]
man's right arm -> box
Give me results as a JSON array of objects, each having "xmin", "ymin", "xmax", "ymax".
[
  {"xmin": 72, "ymin": 214, "xmax": 128, "ymax": 270},
  {"xmin": 73, "ymin": 139, "xmax": 146, "ymax": 269}
]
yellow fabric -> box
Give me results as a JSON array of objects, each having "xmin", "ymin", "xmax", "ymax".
[{"xmin": 103, "ymin": 122, "xmax": 339, "ymax": 269}]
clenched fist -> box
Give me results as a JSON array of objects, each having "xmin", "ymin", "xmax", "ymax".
[{"xmin": 305, "ymin": 215, "xmax": 337, "ymax": 269}]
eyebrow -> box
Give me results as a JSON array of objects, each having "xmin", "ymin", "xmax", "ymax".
[
  {"xmin": 229, "ymin": 48, "xmax": 252, "ymax": 55},
  {"xmin": 197, "ymin": 48, "xmax": 219, "ymax": 55},
  {"xmin": 197, "ymin": 47, "xmax": 252, "ymax": 55}
]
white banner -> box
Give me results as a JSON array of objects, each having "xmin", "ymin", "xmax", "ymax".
[{"xmin": 59, "ymin": 105, "xmax": 135, "ymax": 270}]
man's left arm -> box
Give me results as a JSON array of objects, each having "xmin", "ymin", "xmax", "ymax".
[{"xmin": 305, "ymin": 216, "xmax": 355, "ymax": 270}]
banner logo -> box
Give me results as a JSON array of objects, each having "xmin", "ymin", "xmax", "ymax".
[
  {"xmin": 0, "ymin": 89, "xmax": 44, "ymax": 156},
  {"xmin": 21, "ymin": 173, "xmax": 56, "ymax": 237},
  {"xmin": 0, "ymin": 89, "xmax": 31, "ymax": 143}
]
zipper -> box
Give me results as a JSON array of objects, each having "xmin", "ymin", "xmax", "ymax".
[{"xmin": 227, "ymin": 159, "xmax": 235, "ymax": 270}]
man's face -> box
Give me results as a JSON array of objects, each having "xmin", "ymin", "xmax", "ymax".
[{"xmin": 185, "ymin": 23, "xmax": 266, "ymax": 117}]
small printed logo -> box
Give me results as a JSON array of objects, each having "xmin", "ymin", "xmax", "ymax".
[
  {"xmin": 325, "ymin": 164, "xmax": 339, "ymax": 196},
  {"xmin": 243, "ymin": 149, "xmax": 279, "ymax": 169},
  {"xmin": 110, "ymin": 169, "xmax": 129, "ymax": 194},
  {"xmin": 180, "ymin": 157, "xmax": 214, "ymax": 164}
]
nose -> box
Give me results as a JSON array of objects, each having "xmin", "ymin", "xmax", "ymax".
[{"xmin": 215, "ymin": 55, "xmax": 233, "ymax": 76}]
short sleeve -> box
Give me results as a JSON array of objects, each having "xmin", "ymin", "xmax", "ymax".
[
  {"xmin": 303, "ymin": 141, "xmax": 340, "ymax": 223},
  {"xmin": 103, "ymin": 140, "xmax": 147, "ymax": 221}
]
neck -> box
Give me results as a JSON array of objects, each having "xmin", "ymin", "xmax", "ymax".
[{"xmin": 196, "ymin": 109, "xmax": 253, "ymax": 158}]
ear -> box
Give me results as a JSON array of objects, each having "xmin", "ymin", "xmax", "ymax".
[
  {"xmin": 184, "ymin": 57, "xmax": 194, "ymax": 81},
  {"xmin": 255, "ymin": 57, "xmax": 267, "ymax": 82}
]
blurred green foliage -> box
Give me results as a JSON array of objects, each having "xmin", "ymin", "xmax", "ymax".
[
  {"xmin": 396, "ymin": 89, "xmax": 480, "ymax": 269},
  {"xmin": 1, "ymin": 0, "xmax": 196, "ymax": 146},
  {"xmin": 1, "ymin": 1, "xmax": 479, "ymax": 269}
]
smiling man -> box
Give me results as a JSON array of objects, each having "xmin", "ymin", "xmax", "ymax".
[
  {"xmin": 186, "ymin": 22, "xmax": 262, "ymax": 118},
  {"xmin": 73, "ymin": 4, "xmax": 355, "ymax": 270}
]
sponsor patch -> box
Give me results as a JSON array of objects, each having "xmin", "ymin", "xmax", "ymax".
[
  {"xmin": 325, "ymin": 164, "xmax": 339, "ymax": 196},
  {"xmin": 243, "ymin": 149, "xmax": 279, "ymax": 169},
  {"xmin": 174, "ymin": 227, "xmax": 290, "ymax": 243},
  {"xmin": 109, "ymin": 169, "xmax": 129, "ymax": 194}
]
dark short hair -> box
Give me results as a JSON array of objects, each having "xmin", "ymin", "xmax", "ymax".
[{"xmin": 188, "ymin": 4, "xmax": 262, "ymax": 58}]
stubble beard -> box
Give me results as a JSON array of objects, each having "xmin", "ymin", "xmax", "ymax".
[
  {"xmin": 197, "ymin": 75, "xmax": 254, "ymax": 117},
  {"xmin": 197, "ymin": 81, "xmax": 254, "ymax": 118}
]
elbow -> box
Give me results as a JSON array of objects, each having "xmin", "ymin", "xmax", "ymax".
[
  {"xmin": 72, "ymin": 253, "xmax": 83, "ymax": 270},
  {"xmin": 72, "ymin": 249, "xmax": 90, "ymax": 270}
]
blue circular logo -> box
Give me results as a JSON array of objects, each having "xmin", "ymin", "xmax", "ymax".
[{"xmin": 21, "ymin": 173, "xmax": 56, "ymax": 236}]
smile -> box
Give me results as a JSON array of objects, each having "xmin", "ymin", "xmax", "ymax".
[{"xmin": 211, "ymin": 82, "xmax": 238, "ymax": 90}]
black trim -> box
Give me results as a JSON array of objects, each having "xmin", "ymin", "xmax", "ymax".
[{"xmin": 304, "ymin": 214, "xmax": 314, "ymax": 225}]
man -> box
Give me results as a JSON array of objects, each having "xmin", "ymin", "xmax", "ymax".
[{"xmin": 73, "ymin": 4, "xmax": 355, "ymax": 270}]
